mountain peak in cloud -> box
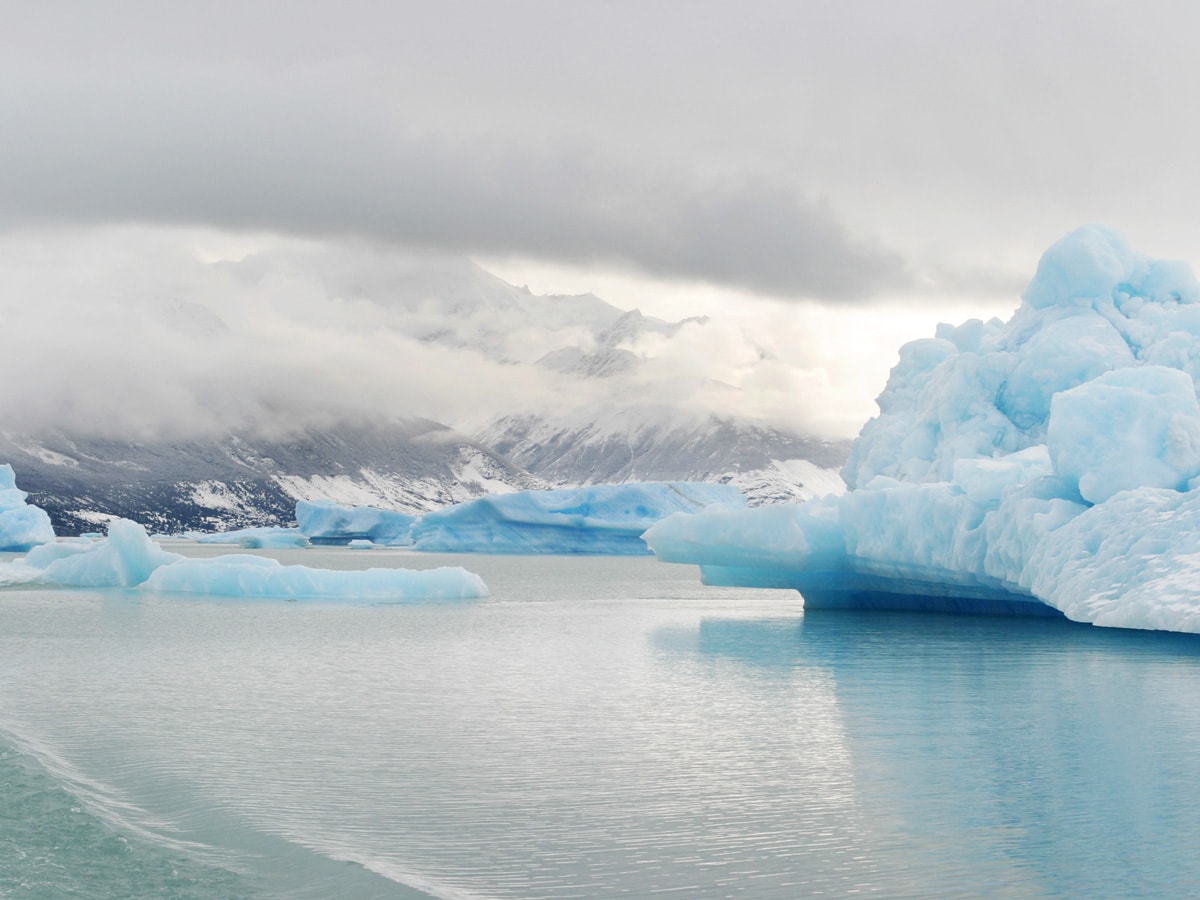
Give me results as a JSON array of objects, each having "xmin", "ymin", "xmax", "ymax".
[{"xmin": 0, "ymin": 227, "xmax": 852, "ymax": 441}]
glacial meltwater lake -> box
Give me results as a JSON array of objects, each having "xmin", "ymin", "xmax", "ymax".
[{"xmin": 3, "ymin": 547, "xmax": 1200, "ymax": 899}]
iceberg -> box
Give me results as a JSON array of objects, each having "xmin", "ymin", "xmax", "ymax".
[
  {"xmin": 41, "ymin": 519, "xmax": 183, "ymax": 587},
  {"xmin": 295, "ymin": 500, "xmax": 415, "ymax": 546},
  {"xmin": 644, "ymin": 225, "xmax": 1200, "ymax": 633},
  {"xmin": 143, "ymin": 555, "xmax": 487, "ymax": 601},
  {"xmin": 411, "ymin": 482, "xmax": 745, "ymax": 554},
  {"xmin": 4, "ymin": 518, "xmax": 488, "ymax": 601},
  {"xmin": 190, "ymin": 526, "xmax": 310, "ymax": 549},
  {"xmin": 0, "ymin": 464, "xmax": 55, "ymax": 551}
]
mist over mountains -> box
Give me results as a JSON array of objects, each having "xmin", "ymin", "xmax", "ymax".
[{"xmin": 4, "ymin": 229, "xmax": 850, "ymax": 533}]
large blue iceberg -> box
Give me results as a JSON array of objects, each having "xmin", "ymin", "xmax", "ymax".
[
  {"xmin": 0, "ymin": 464, "xmax": 55, "ymax": 551},
  {"xmin": 2, "ymin": 518, "xmax": 488, "ymax": 601},
  {"xmin": 644, "ymin": 225, "xmax": 1200, "ymax": 633},
  {"xmin": 411, "ymin": 482, "xmax": 745, "ymax": 554},
  {"xmin": 295, "ymin": 500, "xmax": 416, "ymax": 545}
]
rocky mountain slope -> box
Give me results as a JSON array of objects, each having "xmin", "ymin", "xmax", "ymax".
[
  {"xmin": 5, "ymin": 422, "xmax": 547, "ymax": 535},
  {"xmin": 478, "ymin": 414, "xmax": 849, "ymax": 504},
  {"xmin": 8, "ymin": 415, "xmax": 848, "ymax": 536}
]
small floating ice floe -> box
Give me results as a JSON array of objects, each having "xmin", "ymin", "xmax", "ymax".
[{"xmin": 3, "ymin": 518, "xmax": 488, "ymax": 601}]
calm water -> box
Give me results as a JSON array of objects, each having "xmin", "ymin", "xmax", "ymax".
[{"xmin": 3, "ymin": 547, "xmax": 1200, "ymax": 898}]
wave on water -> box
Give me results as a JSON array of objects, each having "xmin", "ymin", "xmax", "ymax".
[
  {"xmin": 0, "ymin": 720, "xmax": 441, "ymax": 899},
  {"xmin": 0, "ymin": 723, "xmax": 250, "ymax": 899}
]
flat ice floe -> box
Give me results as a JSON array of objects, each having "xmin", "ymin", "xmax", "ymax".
[
  {"xmin": 644, "ymin": 225, "xmax": 1200, "ymax": 633},
  {"xmin": 4, "ymin": 519, "xmax": 488, "ymax": 601}
]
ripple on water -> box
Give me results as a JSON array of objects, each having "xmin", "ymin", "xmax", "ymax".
[{"xmin": 3, "ymin": 553, "xmax": 1200, "ymax": 898}]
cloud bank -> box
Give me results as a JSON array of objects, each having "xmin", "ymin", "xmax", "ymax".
[
  {"xmin": 7, "ymin": 0, "xmax": 1196, "ymax": 445},
  {"xmin": 9, "ymin": 1, "xmax": 1198, "ymax": 305},
  {"xmin": 0, "ymin": 68, "xmax": 903, "ymax": 302},
  {"xmin": 0, "ymin": 227, "xmax": 883, "ymax": 442}
]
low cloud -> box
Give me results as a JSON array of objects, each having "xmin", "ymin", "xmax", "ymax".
[
  {"xmin": 0, "ymin": 228, "xmax": 554, "ymax": 440},
  {"xmin": 0, "ymin": 227, "xmax": 886, "ymax": 442},
  {"xmin": 0, "ymin": 69, "xmax": 905, "ymax": 303}
]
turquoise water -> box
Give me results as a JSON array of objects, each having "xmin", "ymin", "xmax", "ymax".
[{"xmin": 3, "ymin": 549, "xmax": 1200, "ymax": 898}]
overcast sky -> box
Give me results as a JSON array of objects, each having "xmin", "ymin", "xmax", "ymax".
[{"xmin": 4, "ymin": 1, "xmax": 1200, "ymax": 438}]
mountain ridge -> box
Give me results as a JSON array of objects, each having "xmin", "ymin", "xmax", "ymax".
[{"xmin": 6, "ymin": 416, "xmax": 849, "ymax": 536}]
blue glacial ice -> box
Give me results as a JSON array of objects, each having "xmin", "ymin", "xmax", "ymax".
[
  {"xmin": 37, "ymin": 519, "xmax": 182, "ymax": 587},
  {"xmin": 143, "ymin": 554, "xmax": 487, "ymax": 601},
  {"xmin": 0, "ymin": 464, "xmax": 55, "ymax": 551},
  {"xmin": 411, "ymin": 482, "xmax": 745, "ymax": 554},
  {"xmin": 3, "ymin": 518, "xmax": 488, "ymax": 600},
  {"xmin": 644, "ymin": 225, "xmax": 1200, "ymax": 633},
  {"xmin": 295, "ymin": 500, "xmax": 415, "ymax": 545},
  {"xmin": 189, "ymin": 526, "xmax": 311, "ymax": 549}
]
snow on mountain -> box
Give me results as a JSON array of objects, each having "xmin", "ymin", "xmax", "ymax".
[
  {"xmin": 534, "ymin": 308, "xmax": 707, "ymax": 378},
  {"xmin": 478, "ymin": 413, "xmax": 848, "ymax": 505},
  {"xmin": 4, "ymin": 422, "xmax": 547, "ymax": 536},
  {"xmin": 212, "ymin": 245, "xmax": 633, "ymax": 365}
]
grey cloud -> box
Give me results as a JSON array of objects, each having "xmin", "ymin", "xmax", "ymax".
[
  {"xmin": 0, "ymin": 229, "xmax": 582, "ymax": 440},
  {"xmin": 0, "ymin": 64, "xmax": 905, "ymax": 303},
  {"xmin": 917, "ymin": 263, "xmax": 1031, "ymax": 302},
  {"xmin": 0, "ymin": 228, "xmax": 869, "ymax": 442},
  {"xmin": 7, "ymin": 0, "xmax": 1200, "ymax": 305}
]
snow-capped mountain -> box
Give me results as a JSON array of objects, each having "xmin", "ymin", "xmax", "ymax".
[
  {"xmin": 9, "ymin": 415, "xmax": 848, "ymax": 536},
  {"xmin": 478, "ymin": 414, "xmax": 849, "ymax": 504},
  {"xmin": 5, "ymin": 422, "xmax": 548, "ymax": 535},
  {"xmin": 5, "ymin": 242, "xmax": 851, "ymax": 533}
]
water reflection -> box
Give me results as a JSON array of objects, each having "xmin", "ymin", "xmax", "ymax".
[
  {"xmin": 677, "ymin": 610, "xmax": 1200, "ymax": 897},
  {"xmin": 693, "ymin": 609, "xmax": 1200, "ymax": 666},
  {"xmin": 9, "ymin": 554, "xmax": 1200, "ymax": 899}
]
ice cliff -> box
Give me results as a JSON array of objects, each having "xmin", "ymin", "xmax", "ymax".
[{"xmin": 644, "ymin": 225, "xmax": 1200, "ymax": 633}]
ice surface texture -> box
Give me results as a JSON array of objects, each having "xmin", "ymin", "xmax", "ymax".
[
  {"xmin": 290, "ymin": 484, "xmax": 741, "ymax": 553},
  {"xmin": 3, "ymin": 519, "xmax": 488, "ymax": 600},
  {"xmin": 190, "ymin": 526, "xmax": 311, "ymax": 549},
  {"xmin": 645, "ymin": 225, "xmax": 1200, "ymax": 632},
  {"xmin": 0, "ymin": 464, "xmax": 55, "ymax": 551},
  {"xmin": 410, "ymin": 482, "xmax": 745, "ymax": 554},
  {"xmin": 295, "ymin": 500, "xmax": 415, "ymax": 546}
]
